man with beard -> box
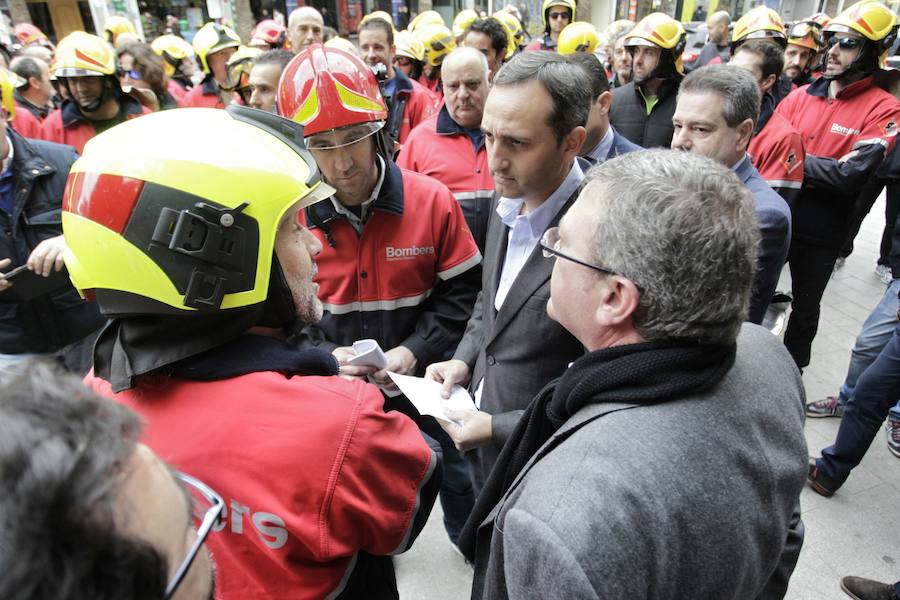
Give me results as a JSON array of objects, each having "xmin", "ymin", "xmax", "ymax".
[
  {"xmin": 40, "ymin": 32, "xmax": 151, "ymax": 154},
  {"xmin": 775, "ymin": 1, "xmax": 900, "ymax": 372},
  {"xmin": 608, "ymin": 12, "xmax": 685, "ymax": 148},
  {"xmin": 64, "ymin": 105, "xmax": 441, "ymax": 599}
]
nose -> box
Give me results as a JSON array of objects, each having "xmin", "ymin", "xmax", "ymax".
[
  {"xmin": 302, "ymin": 226, "xmax": 323, "ymax": 257},
  {"xmin": 333, "ymin": 149, "xmax": 354, "ymax": 173},
  {"xmin": 671, "ymin": 128, "xmax": 689, "ymax": 151},
  {"xmin": 249, "ymin": 88, "xmax": 261, "ymax": 109}
]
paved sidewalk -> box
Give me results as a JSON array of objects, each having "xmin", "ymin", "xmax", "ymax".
[{"xmin": 396, "ymin": 193, "xmax": 899, "ymax": 599}]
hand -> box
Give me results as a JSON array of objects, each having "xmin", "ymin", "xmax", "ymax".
[
  {"xmin": 838, "ymin": 150, "xmax": 859, "ymax": 163},
  {"xmin": 26, "ymin": 235, "xmax": 67, "ymax": 277},
  {"xmin": 424, "ymin": 359, "xmax": 471, "ymax": 399},
  {"xmin": 0, "ymin": 258, "xmax": 11, "ymax": 292},
  {"xmin": 439, "ymin": 409, "xmax": 492, "ymax": 452},
  {"xmin": 332, "ymin": 346, "xmax": 377, "ymax": 381},
  {"xmin": 371, "ymin": 345, "xmax": 417, "ymax": 388}
]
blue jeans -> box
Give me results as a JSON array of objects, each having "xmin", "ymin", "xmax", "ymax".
[
  {"xmin": 838, "ymin": 279, "xmax": 900, "ymax": 409},
  {"xmin": 818, "ymin": 319, "xmax": 900, "ymax": 483}
]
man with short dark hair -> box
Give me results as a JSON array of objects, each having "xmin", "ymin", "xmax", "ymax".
[
  {"xmin": 426, "ymin": 51, "xmax": 589, "ymax": 491},
  {"xmin": 567, "ymin": 52, "xmax": 641, "ymax": 163},
  {"xmin": 398, "ymin": 47, "xmax": 495, "ymax": 251},
  {"xmin": 459, "ymin": 149, "xmax": 807, "ymax": 600},
  {"xmin": 463, "ymin": 18, "xmax": 508, "ymax": 79},
  {"xmin": 0, "ymin": 361, "xmax": 218, "ymax": 600},
  {"xmin": 248, "ymin": 49, "xmax": 293, "ymax": 112},
  {"xmin": 731, "ymin": 41, "xmax": 805, "ymax": 202},
  {"xmin": 775, "ymin": 2, "xmax": 900, "ymax": 371},
  {"xmin": 10, "ymin": 56, "xmax": 55, "ymax": 120},
  {"xmin": 609, "ymin": 12, "xmax": 685, "ymax": 148},
  {"xmin": 358, "ymin": 18, "xmax": 438, "ymax": 145},
  {"xmin": 672, "ymin": 64, "xmax": 791, "ymax": 325}
]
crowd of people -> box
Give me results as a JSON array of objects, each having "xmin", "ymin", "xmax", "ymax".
[{"xmin": 0, "ymin": 1, "xmax": 898, "ymax": 599}]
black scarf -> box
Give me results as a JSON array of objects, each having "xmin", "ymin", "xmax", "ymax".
[{"xmin": 458, "ymin": 339, "xmax": 736, "ymax": 561}]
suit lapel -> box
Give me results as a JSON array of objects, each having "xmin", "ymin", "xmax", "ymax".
[
  {"xmin": 484, "ymin": 195, "xmax": 507, "ymax": 317},
  {"xmin": 487, "ymin": 189, "xmax": 578, "ymax": 340}
]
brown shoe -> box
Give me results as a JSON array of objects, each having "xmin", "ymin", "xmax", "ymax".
[
  {"xmin": 807, "ymin": 457, "xmax": 841, "ymax": 497},
  {"xmin": 840, "ymin": 575, "xmax": 898, "ymax": 600}
]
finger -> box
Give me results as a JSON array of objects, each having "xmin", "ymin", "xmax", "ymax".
[
  {"xmin": 339, "ymin": 364, "xmax": 376, "ymax": 377},
  {"xmin": 440, "ymin": 376, "xmax": 456, "ymax": 399},
  {"xmin": 0, "ymin": 279, "xmax": 10, "ymax": 291},
  {"xmin": 41, "ymin": 253, "xmax": 56, "ymax": 277},
  {"xmin": 53, "ymin": 253, "xmax": 66, "ymax": 272},
  {"xmin": 0, "ymin": 258, "xmax": 10, "ymax": 269},
  {"xmin": 443, "ymin": 409, "xmax": 469, "ymax": 422}
]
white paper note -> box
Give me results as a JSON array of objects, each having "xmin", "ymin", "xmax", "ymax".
[
  {"xmin": 346, "ymin": 339, "xmax": 388, "ymax": 368},
  {"xmin": 387, "ymin": 372, "xmax": 477, "ymax": 423}
]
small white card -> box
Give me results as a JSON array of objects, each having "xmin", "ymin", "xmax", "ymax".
[{"xmin": 387, "ymin": 372, "xmax": 477, "ymax": 423}]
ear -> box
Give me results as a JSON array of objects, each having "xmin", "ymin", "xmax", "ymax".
[
  {"xmin": 761, "ymin": 73, "xmax": 776, "ymax": 95},
  {"xmin": 28, "ymin": 75, "xmax": 41, "ymax": 89},
  {"xmin": 594, "ymin": 275, "xmax": 641, "ymax": 328},
  {"xmin": 597, "ymin": 90, "xmax": 612, "ymax": 116},
  {"xmin": 562, "ymin": 125, "xmax": 587, "ymax": 161},
  {"xmin": 736, "ymin": 117, "xmax": 754, "ymax": 152},
  {"xmin": 498, "ymin": 48, "xmax": 507, "ymax": 63}
]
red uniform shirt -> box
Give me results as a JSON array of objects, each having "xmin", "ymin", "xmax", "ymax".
[
  {"xmin": 775, "ymin": 75, "xmax": 900, "ymax": 246},
  {"xmin": 10, "ymin": 105, "xmax": 42, "ymax": 139},
  {"xmin": 749, "ymin": 109, "xmax": 804, "ymax": 203},
  {"xmin": 40, "ymin": 96, "xmax": 151, "ymax": 154},
  {"xmin": 87, "ymin": 364, "xmax": 437, "ymax": 599},
  {"xmin": 397, "ymin": 106, "xmax": 494, "ymax": 251},
  {"xmin": 295, "ymin": 160, "xmax": 481, "ymax": 366},
  {"xmin": 181, "ymin": 77, "xmax": 242, "ymax": 108}
]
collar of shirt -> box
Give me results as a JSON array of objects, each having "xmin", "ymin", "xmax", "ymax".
[
  {"xmin": 437, "ymin": 104, "xmax": 484, "ymax": 150},
  {"xmin": 329, "ymin": 155, "xmax": 387, "ymax": 229},
  {"xmin": 1, "ymin": 133, "xmax": 15, "ymax": 176},
  {"xmin": 585, "ymin": 126, "xmax": 614, "ymax": 163},
  {"xmin": 496, "ymin": 159, "xmax": 584, "ymax": 237}
]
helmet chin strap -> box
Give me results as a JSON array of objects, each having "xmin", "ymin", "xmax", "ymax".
[{"xmin": 68, "ymin": 76, "xmax": 120, "ymax": 113}]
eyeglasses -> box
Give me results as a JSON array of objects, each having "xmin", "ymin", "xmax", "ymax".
[
  {"xmin": 825, "ymin": 36, "xmax": 865, "ymax": 50},
  {"xmin": 548, "ymin": 11, "xmax": 570, "ymax": 19},
  {"xmin": 539, "ymin": 227, "xmax": 619, "ymax": 276},
  {"xmin": 124, "ymin": 69, "xmax": 141, "ymax": 80},
  {"xmin": 165, "ymin": 472, "xmax": 225, "ymax": 599}
]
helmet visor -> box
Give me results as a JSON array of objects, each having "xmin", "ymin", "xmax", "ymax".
[
  {"xmin": 305, "ymin": 121, "xmax": 385, "ymax": 150},
  {"xmin": 789, "ymin": 22, "xmax": 823, "ymax": 45}
]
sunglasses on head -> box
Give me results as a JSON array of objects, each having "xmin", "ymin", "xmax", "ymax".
[
  {"xmin": 548, "ymin": 10, "xmax": 570, "ymax": 19},
  {"xmin": 826, "ymin": 36, "xmax": 865, "ymax": 50}
]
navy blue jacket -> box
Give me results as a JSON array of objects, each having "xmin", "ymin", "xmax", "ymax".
[
  {"xmin": 735, "ymin": 154, "xmax": 792, "ymax": 324},
  {"xmin": 0, "ymin": 130, "xmax": 104, "ymax": 353}
]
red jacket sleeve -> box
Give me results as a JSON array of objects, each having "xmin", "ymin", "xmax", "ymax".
[{"xmin": 323, "ymin": 380, "xmax": 440, "ymax": 557}]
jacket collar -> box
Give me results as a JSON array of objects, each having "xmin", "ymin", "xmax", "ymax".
[
  {"xmin": 732, "ymin": 153, "xmax": 753, "ymax": 184},
  {"xmin": 755, "ymin": 91, "xmax": 776, "ymax": 135},
  {"xmin": 634, "ymin": 77, "xmax": 681, "ymax": 102},
  {"xmin": 8, "ymin": 128, "xmax": 54, "ymax": 181},
  {"xmin": 201, "ymin": 75, "xmax": 219, "ymax": 95},
  {"xmin": 13, "ymin": 90, "xmax": 50, "ymax": 118},
  {"xmin": 60, "ymin": 94, "xmax": 144, "ymax": 128},
  {"xmin": 436, "ymin": 105, "xmax": 485, "ymax": 150},
  {"xmin": 392, "ymin": 67, "xmax": 414, "ymax": 97},
  {"xmin": 806, "ymin": 74, "xmax": 875, "ymax": 100},
  {"xmin": 308, "ymin": 159, "xmax": 405, "ymax": 226}
]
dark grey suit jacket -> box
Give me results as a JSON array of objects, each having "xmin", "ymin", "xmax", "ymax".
[{"xmin": 453, "ymin": 186, "xmax": 585, "ymax": 490}]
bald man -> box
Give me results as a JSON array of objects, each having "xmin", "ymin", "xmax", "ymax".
[
  {"xmin": 288, "ymin": 7, "xmax": 324, "ymax": 53},
  {"xmin": 691, "ymin": 10, "xmax": 731, "ymax": 69},
  {"xmin": 397, "ymin": 47, "xmax": 495, "ymax": 251}
]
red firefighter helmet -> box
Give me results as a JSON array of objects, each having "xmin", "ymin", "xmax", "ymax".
[
  {"xmin": 277, "ymin": 43, "xmax": 387, "ymax": 141},
  {"xmin": 250, "ymin": 19, "xmax": 288, "ymax": 49}
]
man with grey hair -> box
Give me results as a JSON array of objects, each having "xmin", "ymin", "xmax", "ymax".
[
  {"xmin": 459, "ymin": 149, "xmax": 808, "ymax": 599},
  {"xmin": 672, "ymin": 64, "xmax": 791, "ymax": 325},
  {"xmin": 10, "ymin": 56, "xmax": 55, "ymax": 120},
  {"xmin": 288, "ymin": 6, "xmax": 324, "ymax": 53},
  {"xmin": 398, "ymin": 47, "xmax": 495, "ymax": 250},
  {"xmin": 426, "ymin": 51, "xmax": 589, "ymax": 494}
]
